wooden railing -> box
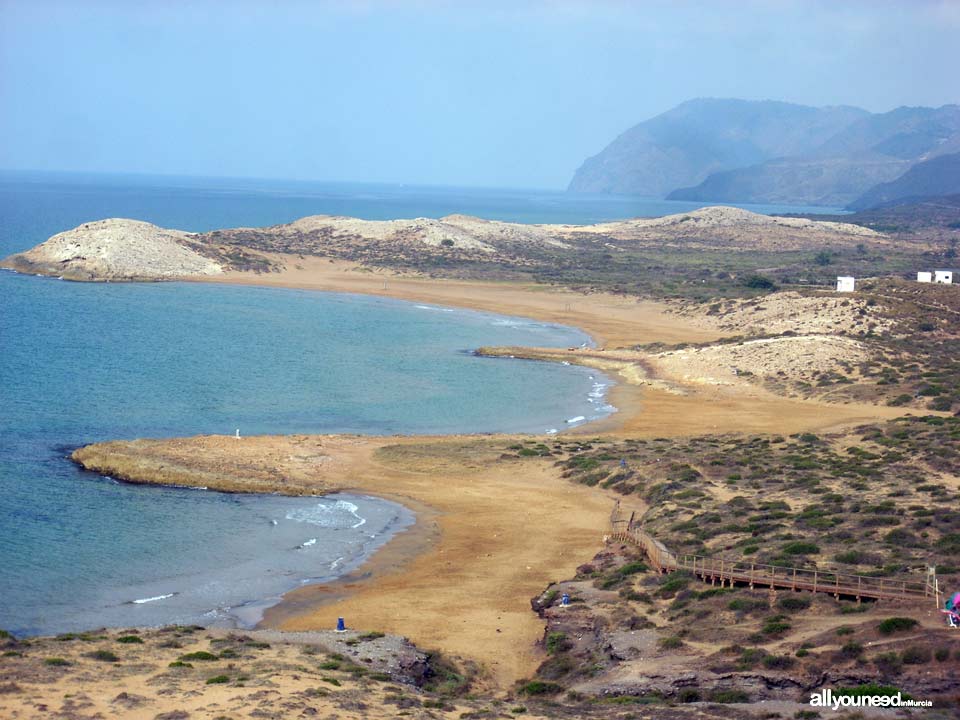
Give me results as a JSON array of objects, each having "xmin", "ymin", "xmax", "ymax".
[{"xmin": 610, "ymin": 503, "xmax": 939, "ymax": 604}]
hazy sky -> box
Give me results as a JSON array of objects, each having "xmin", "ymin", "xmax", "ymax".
[{"xmin": 1, "ymin": 0, "xmax": 957, "ymax": 189}]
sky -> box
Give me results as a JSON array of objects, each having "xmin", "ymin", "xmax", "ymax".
[{"xmin": 1, "ymin": 0, "xmax": 958, "ymax": 189}]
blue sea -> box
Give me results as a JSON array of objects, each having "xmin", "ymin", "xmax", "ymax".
[{"xmin": 0, "ymin": 171, "xmax": 840, "ymax": 636}]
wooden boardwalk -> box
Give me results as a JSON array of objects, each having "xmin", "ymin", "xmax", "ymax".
[{"xmin": 609, "ymin": 503, "xmax": 939, "ymax": 604}]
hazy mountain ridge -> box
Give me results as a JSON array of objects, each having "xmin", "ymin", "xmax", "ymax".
[
  {"xmin": 847, "ymin": 152, "xmax": 960, "ymax": 210},
  {"xmin": 568, "ymin": 98, "xmax": 868, "ymax": 196},
  {"xmin": 571, "ymin": 99, "xmax": 960, "ymax": 207}
]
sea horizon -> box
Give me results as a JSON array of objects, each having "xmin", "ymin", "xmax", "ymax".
[{"xmin": 0, "ymin": 173, "xmax": 634, "ymax": 636}]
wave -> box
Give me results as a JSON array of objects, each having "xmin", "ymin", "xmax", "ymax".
[
  {"xmin": 285, "ymin": 498, "xmax": 367, "ymax": 529},
  {"xmin": 130, "ymin": 592, "xmax": 176, "ymax": 604},
  {"xmin": 490, "ymin": 318, "xmax": 528, "ymax": 329}
]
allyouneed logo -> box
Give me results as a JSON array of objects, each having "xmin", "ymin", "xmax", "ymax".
[{"xmin": 809, "ymin": 689, "xmax": 932, "ymax": 710}]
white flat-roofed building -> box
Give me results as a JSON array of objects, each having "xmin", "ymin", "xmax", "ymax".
[
  {"xmin": 836, "ymin": 276, "xmax": 855, "ymax": 292},
  {"xmin": 934, "ymin": 270, "xmax": 953, "ymax": 284},
  {"xmin": 917, "ymin": 271, "xmax": 933, "ymax": 283}
]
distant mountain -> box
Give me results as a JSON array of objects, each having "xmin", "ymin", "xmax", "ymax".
[
  {"xmin": 570, "ymin": 99, "xmax": 960, "ymax": 207},
  {"xmin": 667, "ymin": 105, "xmax": 960, "ymax": 206},
  {"xmin": 847, "ymin": 152, "xmax": 960, "ymax": 210},
  {"xmin": 567, "ymin": 99, "xmax": 868, "ymax": 196}
]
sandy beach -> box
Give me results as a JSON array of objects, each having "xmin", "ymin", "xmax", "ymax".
[
  {"xmin": 73, "ymin": 434, "xmax": 616, "ymax": 688},
  {"xmin": 64, "ymin": 258, "xmax": 920, "ymax": 689},
  {"xmin": 200, "ymin": 258, "xmax": 912, "ymax": 441},
  {"xmin": 201, "ymin": 254, "xmax": 725, "ymax": 348}
]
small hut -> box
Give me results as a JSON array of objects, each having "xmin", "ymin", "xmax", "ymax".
[
  {"xmin": 836, "ymin": 276, "xmax": 855, "ymax": 292},
  {"xmin": 917, "ymin": 271, "xmax": 933, "ymax": 283},
  {"xmin": 934, "ymin": 270, "xmax": 954, "ymax": 284}
]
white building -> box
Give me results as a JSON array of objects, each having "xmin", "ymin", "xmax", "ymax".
[
  {"xmin": 836, "ymin": 276, "xmax": 855, "ymax": 292},
  {"xmin": 934, "ymin": 270, "xmax": 953, "ymax": 284},
  {"xmin": 917, "ymin": 271, "xmax": 933, "ymax": 283}
]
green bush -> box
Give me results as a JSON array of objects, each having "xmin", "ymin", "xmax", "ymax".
[
  {"xmin": 781, "ymin": 541, "xmax": 820, "ymax": 555},
  {"xmin": 205, "ymin": 675, "xmax": 229, "ymax": 684},
  {"xmin": 657, "ymin": 572, "xmax": 692, "ymax": 597},
  {"xmin": 519, "ymin": 680, "xmax": 562, "ymax": 695},
  {"xmin": 86, "ymin": 649, "xmax": 119, "ymax": 662},
  {"xmin": 872, "ymin": 651, "xmax": 902, "ymax": 674},
  {"xmin": 616, "ymin": 561, "xmax": 648, "ymax": 577},
  {"xmin": 708, "ymin": 689, "xmax": 750, "ymax": 703},
  {"xmin": 43, "ymin": 657, "xmax": 70, "ymax": 666},
  {"xmin": 835, "ymin": 550, "xmax": 867, "ymax": 564},
  {"xmin": 168, "ymin": 660, "xmax": 192, "ymax": 668},
  {"xmin": 546, "ymin": 632, "xmax": 570, "ymax": 655},
  {"xmin": 736, "ymin": 647, "xmax": 767, "ymax": 669},
  {"xmin": 762, "ymin": 654, "xmax": 795, "ymax": 670},
  {"xmin": 840, "ymin": 641, "xmax": 863, "ymax": 658},
  {"xmin": 116, "ymin": 635, "xmax": 143, "ymax": 644},
  {"xmin": 179, "ymin": 650, "xmax": 219, "ymax": 661},
  {"xmin": 778, "ymin": 595, "xmax": 811, "ymax": 612},
  {"xmin": 901, "ymin": 646, "xmax": 931, "ymax": 664},
  {"xmin": 877, "ymin": 617, "xmax": 918, "ymax": 635},
  {"xmin": 658, "ymin": 635, "xmax": 684, "ymax": 649},
  {"xmin": 741, "ymin": 275, "xmax": 776, "ymax": 291},
  {"xmin": 729, "ymin": 598, "xmax": 767, "ymax": 613},
  {"xmin": 762, "ymin": 616, "xmax": 791, "ymax": 636}
]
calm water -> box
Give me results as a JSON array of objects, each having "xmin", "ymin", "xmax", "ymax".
[{"xmin": 0, "ymin": 173, "xmax": 840, "ymax": 636}]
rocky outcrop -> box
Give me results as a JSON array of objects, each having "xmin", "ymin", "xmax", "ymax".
[{"xmin": 0, "ymin": 218, "xmax": 223, "ymax": 281}]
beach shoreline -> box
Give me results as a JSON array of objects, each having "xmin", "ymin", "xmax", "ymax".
[{"xmin": 60, "ymin": 258, "xmax": 923, "ymax": 688}]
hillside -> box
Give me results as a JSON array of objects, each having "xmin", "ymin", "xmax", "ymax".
[
  {"xmin": 0, "ymin": 218, "xmax": 276, "ymax": 281},
  {"xmin": 848, "ymin": 152, "xmax": 960, "ymax": 210},
  {"xmin": 566, "ymin": 99, "xmax": 866, "ymax": 196},
  {"xmin": 667, "ymin": 104, "xmax": 960, "ymax": 206},
  {"xmin": 571, "ymin": 99, "xmax": 960, "ymax": 206},
  {"xmin": 2, "ymin": 207, "xmax": 891, "ymax": 288}
]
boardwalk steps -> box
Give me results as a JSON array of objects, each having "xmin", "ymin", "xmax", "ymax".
[{"xmin": 609, "ymin": 503, "xmax": 939, "ymax": 605}]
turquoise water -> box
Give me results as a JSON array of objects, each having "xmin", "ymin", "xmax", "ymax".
[{"xmin": 0, "ymin": 173, "xmax": 841, "ymax": 637}]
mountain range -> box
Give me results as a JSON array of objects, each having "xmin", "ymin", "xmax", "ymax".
[{"xmin": 568, "ymin": 99, "xmax": 960, "ymax": 209}]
